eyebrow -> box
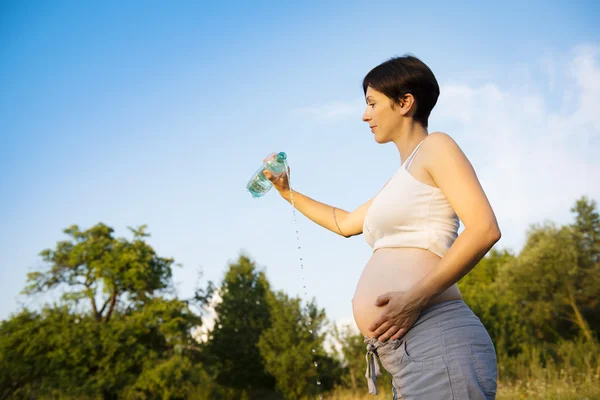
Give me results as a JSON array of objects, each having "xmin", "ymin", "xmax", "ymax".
[{"xmin": 366, "ymin": 96, "xmax": 375, "ymax": 102}]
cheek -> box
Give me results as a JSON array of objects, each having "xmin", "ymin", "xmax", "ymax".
[
  {"xmin": 371, "ymin": 109, "xmax": 379, "ymax": 122},
  {"xmin": 374, "ymin": 110, "xmax": 382, "ymax": 126}
]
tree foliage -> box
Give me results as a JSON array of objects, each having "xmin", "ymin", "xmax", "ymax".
[
  {"xmin": 200, "ymin": 254, "xmax": 276, "ymax": 394},
  {"xmin": 258, "ymin": 291, "xmax": 342, "ymax": 400},
  {"xmin": 1, "ymin": 224, "xmax": 204, "ymax": 399}
]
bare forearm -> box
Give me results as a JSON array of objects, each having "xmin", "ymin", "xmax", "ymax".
[
  {"xmin": 279, "ymin": 189, "xmax": 349, "ymax": 237},
  {"xmin": 409, "ymin": 226, "xmax": 501, "ymax": 307}
]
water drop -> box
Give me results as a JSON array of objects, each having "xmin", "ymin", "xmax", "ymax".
[{"xmin": 285, "ymin": 160, "xmax": 323, "ymax": 395}]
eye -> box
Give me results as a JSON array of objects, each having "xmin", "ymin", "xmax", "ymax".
[{"xmin": 368, "ymin": 103, "xmax": 375, "ymax": 107}]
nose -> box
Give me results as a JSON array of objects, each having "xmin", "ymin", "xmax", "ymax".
[{"xmin": 362, "ymin": 107, "xmax": 371, "ymax": 122}]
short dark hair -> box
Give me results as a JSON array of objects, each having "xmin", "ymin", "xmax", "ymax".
[{"xmin": 362, "ymin": 55, "xmax": 440, "ymax": 128}]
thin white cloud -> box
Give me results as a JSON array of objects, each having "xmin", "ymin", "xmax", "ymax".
[
  {"xmin": 540, "ymin": 55, "xmax": 556, "ymax": 91},
  {"xmin": 435, "ymin": 44, "xmax": 600, "ymax": 252},
  {"xmin": 568, "ymin": 44, "xmax": 600, "ymax": 132}
]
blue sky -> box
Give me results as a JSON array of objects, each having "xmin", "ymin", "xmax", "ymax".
[{"xmin": 1, "ymin": 1, "xmax": 599, "ymax": 328}]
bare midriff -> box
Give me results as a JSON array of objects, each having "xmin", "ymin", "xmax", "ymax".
[{"xmin": 351, "ymin": 247, "xmax": 462, "ymax": 338}]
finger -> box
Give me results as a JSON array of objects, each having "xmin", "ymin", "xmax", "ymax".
[
  {"xmin": 368, "ymin": 314, "xmax": 387, "ymax": 332},
  {"xmin": 391, "ymin": 328, "xmax": 407, "ymax": 341},
  {"xmin": 370, "ymin": 319, "xmax": 393, "ymax": 339},
  {"xmin": 378, "ymin": 326, "xmax": 400, "ymax": 342},
  {"xmin": 374, "ymin": 292, "xmax": 391, "ymax": 307}
]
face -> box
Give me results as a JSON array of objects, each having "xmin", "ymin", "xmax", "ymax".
[{"xmin": 362, "ymin": 86, "xmax": 410, "ymax": 143}]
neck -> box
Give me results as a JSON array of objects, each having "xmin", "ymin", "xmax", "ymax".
[{"xmin": 392, "ymin": 122, "xmax": 429, "ymax": 165}]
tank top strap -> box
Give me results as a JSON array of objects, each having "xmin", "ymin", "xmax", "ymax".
[{"xmin": 403, "ymin": 139, "xmax": 426, "ymax": 170}]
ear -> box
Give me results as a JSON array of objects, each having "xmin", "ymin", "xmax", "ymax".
[{"xmin": 396, "ymin": 93, "xmax": 416, "ymax": 116}]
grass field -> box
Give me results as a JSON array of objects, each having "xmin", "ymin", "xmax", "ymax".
[{"xmin": 324, "ymin": 380, "xmax": 600, "ymax": 400}]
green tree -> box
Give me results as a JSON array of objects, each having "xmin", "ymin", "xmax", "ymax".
[
  {"xmin": 499, "ymin": 221, "xmax": 593, "ymax": 342},
  {"xmin": 571, "ymin": 196, "xmax": 600, "ymax": 267},
  {"xmin": 124, "ymin": 355, "xmax": 209, "ymax": 400},
  {"xmin": 0, "ymin": 306, "xmax": 100, "ymax": 399},
  {"xmin": 458, "ymin": 248, "xmax": 527, "ymax": 357},
  {"xmin": 330, "ymin": 323, "xmax": 394, "ymax": 395},
  {"xmin": 331, "ymin": 323, "xmax": 366, "ymax": 391},
  {"xmin": 570, "ymin": 196, "xmax": 600, "ymax": 337},
  {"xmin": 23, "ymin": 223, "xmax": 174, "ymax": 321},
  {"xmin": 1, "ymin": 223, "xmax": 205, "ymax": 399},
  {"xmin": 258, "ymin": 291, "xmax": 341, "ymax": 400},
  {"xmin": 200, "ymin": 254, "xmax": 276, "ymax": 396}
]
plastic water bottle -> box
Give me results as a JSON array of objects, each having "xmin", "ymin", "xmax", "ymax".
[{"xmin": 246, "ymin": 152, "xmax": 287, "ymax": 198}]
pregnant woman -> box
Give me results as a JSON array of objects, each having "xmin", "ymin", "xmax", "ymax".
[{"xmin": 264, "ymin": 55, "xmax": 501, "ymax": 399}]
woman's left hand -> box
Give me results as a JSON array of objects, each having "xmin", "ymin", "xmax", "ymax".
[{"xmin": 368, "ymin": 291, "xmax": 425, "ymax": 342}]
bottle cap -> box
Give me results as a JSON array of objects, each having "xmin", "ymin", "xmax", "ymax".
[{"xmin": 275, "ymin": 152, "xmax": 287, "ymax": 163}]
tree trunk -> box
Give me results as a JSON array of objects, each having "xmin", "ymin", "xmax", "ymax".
[
  {"xmin": 87, "ymin": 285, "xmax": 100, "ymax": 321},
  {"xmin": 567, "ymin": 287, "xmax": 593, "ymax": 341},
  {"xmin": 350, "ymin": 368, "xmax": 357, "ymax": 390},
  {"xmin": 104, "ymin": 291, "xmax": 118, "ymax": 323}
]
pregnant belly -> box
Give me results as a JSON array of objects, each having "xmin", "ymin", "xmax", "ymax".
[{"xmin": 351, "ymin": 247, "xmax": 462, "ymax": 338}]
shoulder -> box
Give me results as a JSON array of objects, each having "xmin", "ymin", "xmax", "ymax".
[
  {"xmin": 422, "ymin": 132, "xmax": 471, "ymax": 175},
  {"xmin": 424, "ymin": 131, "xmax": 459, "ymax": 149},
  {"xmin": 423, "ymin": 132, "xmax": 465, "ymax": 161}
]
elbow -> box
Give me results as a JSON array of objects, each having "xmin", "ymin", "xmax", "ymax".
[
  {"xmin": 471, "ymin": 223, "xmax": 501, "ymax": 245},
  {"xmin": 487, "ymin": 225, "xmax": 501, "ymax": 244}
]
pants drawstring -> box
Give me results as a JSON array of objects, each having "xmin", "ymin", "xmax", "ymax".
[{"xmin": 365, "ymin": 343, "xmax": 382, "ymax": 395}]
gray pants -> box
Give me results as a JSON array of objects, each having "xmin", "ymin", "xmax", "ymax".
[{"xmin": 364, "ymin": 300, "xmax": 497, "ymax": 399}]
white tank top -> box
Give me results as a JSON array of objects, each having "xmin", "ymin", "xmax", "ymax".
[{"xmin": 363, "ymin": 138, "xmax": 459, "ymax": 257}]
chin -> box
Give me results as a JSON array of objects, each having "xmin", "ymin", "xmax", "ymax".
[{"xmin": 373, "ymin": 135, "xmax": 386, "ymax": 144}]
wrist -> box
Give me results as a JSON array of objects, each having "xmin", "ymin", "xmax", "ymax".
[
  {"xmin": 407, "ymin": 287, "xmax": 433, "ymax": 310},
  {"xmin": 279, "ymin": 188, "xmax": 292, "ymax": 201}
]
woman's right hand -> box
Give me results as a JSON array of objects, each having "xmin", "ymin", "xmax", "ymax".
[{"xmin": 262, "ymin": 157, "xmax": 291, "ymax": 194}]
